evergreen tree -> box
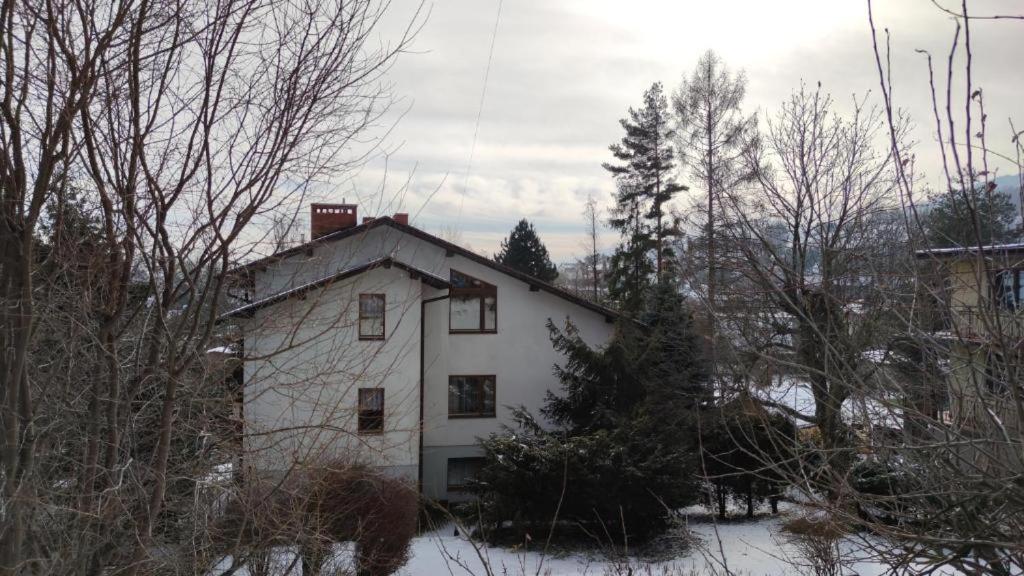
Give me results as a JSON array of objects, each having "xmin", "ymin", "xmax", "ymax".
[
  {"xmin": 474, "ymin": 289, "xmax": 711, "ymax": 541},
  {"xmin": 494, "ymin": 218, "xmax": 559, "ymax": 282},
  {"xmin": 702, "ymin": 396, "xmax": 796, "ymax": 519},
  {"xmin": 603, "ymin": 82, "xmax": 686, "ymax": 311},
  {"xmin": 924, "ymin": 184, "xmax": 1019, "ymax": 248}
]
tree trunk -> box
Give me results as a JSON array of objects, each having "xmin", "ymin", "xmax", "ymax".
[
  {"xmin": 746, "ymin": 481, "xmax": 754, "ymax": 519},
  {"xmin": 717, "ymin": 485, "xmax": 727, "ymax": 519}
]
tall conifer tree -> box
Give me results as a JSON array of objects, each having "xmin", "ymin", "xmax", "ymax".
[
  {"xmin": 603, "ymin": 82, "xmax": 686, "ymax": 311},
  {"xmin": 494, "ymin": 218, "xmax": 559, "ymax": 282},
  {"xmin": 673, "ymin": 51, "xmax": 755, "ymax": 385}
]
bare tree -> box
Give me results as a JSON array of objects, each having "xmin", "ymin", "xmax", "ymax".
[
  {"xmin": 0, "ymin": 0, "xmax": 421, "ymax": 572},
  {"xmin": 582, "ymin": 194, "xmax": 602, "ymax": 302},
  {"xmin": 673, "ymin": 50, "xmax": 757, "ymax": 387},
  {"xmin": 719, "ymin": 83, "xmax": 900, "ymax": 495}
]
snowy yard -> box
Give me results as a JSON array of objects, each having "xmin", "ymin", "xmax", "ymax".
[
  {"xmin": 211, "ymin": 504, "xmax": 963, "ymax": 575},
  {"xmin": 398, "ymin": 507, "xmax": 899, "ymax": 576}
]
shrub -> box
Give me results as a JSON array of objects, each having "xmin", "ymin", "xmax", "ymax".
[
  {"xmin": 220, "ymin": 463, "xmax": 418, "ymax": 576},
  {"xmin": 780, "ymin": 514, "xmax": 852, "ymax": 576},
  {"xmin": 308, "ymin": 465, "xmax": 418, "ymax": 576},
  {"xmin": 850, "ymin": 457, "xmax": 921, "ymax": 524},
  {"xmin": 701, "ymin": 395, "xmax": 797, "ymax": 518},
  {"xmin": 473, "ymin": 409, "xmax": 699, "ymax": 543}
]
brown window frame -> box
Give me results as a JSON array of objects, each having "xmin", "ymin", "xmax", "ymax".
[
  {"xmin": 358, "ymin": 293, "xmax": 386, "ymax": 340},
  {"xmin": 449, "ymin": 270, "xmax": 497, "ymax": 334},
  {"xmin": 448, "ymin": 375, "xmax": 496, "ymax": 418},
  {"xmin": 446, "ymin": 457, "xmax": 486, "ymax": 491},
  {"xmin": 357, "ymin": 388, "xmax": 384, "ymax": 433}
]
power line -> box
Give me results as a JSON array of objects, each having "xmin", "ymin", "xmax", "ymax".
[{"xmin": 456, "ymin": 0, "xmax": 504, "ymax": 228}]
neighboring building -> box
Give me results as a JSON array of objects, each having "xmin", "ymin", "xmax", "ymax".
[
  {"xmin": 916, "ymin": 243, "xmax": 1024, "ymax": 467},
  {"xmin": 223, "ymin": 203, "xmax": 619, "ymax": 500}
]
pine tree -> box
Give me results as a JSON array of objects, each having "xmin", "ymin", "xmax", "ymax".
[
  {"xmin": 925, "ymin": 184, "xmax": 1019, "ymax": 248},
  {"xmin": 603, "ymin": 82, "xmax": 686, "ymax": 311},
  {"xmin": 494, "ymin": 218, "xmax": 559, "ymax": 282}
]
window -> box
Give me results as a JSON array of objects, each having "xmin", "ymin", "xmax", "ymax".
[
  {"xmin": 448, "ymin": 375, "xmax": 496, "ymax": 417},
  {"xmin": 992, "ymin": 269, "xmax": 1024, "ymax": 310},
  {"xmin": 446, "ymin": 457, "xmax": 485, "ymax": 491},
  {"xmin": 359, "ymin": 294, "xmax": 385, "ymax": 340},
  {"xmin": 358, "ymin": 388, "xmax": 384, "ymax": 433},
  {"xmin": 449, "ymin": 270, "xmax": 497, "ymax": 333}
]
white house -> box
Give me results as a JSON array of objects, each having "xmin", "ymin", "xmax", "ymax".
[{"xmin": 223, "ymin": 203, "xmax": 619, "ymax": 501}]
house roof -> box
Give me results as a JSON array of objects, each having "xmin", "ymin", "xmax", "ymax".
[
  {"xmin": 227, "ymin": 217, "xmax": 623, "ymax": 321},
  {"xmin": 220, "ymin": 256, "xmax": 450, "ymax": 320},
  {"xmin": 915, "ymin": 242, "xmax": 1024, "ymax": 258}
]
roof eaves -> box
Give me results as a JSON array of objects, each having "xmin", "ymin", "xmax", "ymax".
[
  {"xmin": 218, "ymin": 256, "xmax": 450, "ymax": 321},
  {"xmin": 915, "ymin": 242, "xmax": 1024, "ymax": 258},
  {"xmin": 230, "ymin": 216, "xmax": 627, "ymax": 323}
]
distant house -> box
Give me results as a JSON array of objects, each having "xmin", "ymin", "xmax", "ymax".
[
  {"xmin": 223, "ymin": 203, "xmax": 618, "ymax": 500},
  {"xmin": 916, "ymin": 243, "xmax": 1024, "ymax": 465}
]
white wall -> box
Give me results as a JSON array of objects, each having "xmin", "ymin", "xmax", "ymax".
[
  {"xmin": 254, "ymin": 225, "xmax": 448, "ymax": 300},
  {"xmin": 243, "ymin": 223, "xmax": 616, "ymax": 493},
  {"xmin": 243, "ymin": 265, "xmax": 423, "ymax": 473},
  {"xmin": 422, "ymin": 253, "xmax": 614, "ymax": 448}
]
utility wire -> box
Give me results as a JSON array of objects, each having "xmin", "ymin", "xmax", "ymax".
[{"xmin": 456, "ymin": 0, "xmax": 504, "ymax": 228}]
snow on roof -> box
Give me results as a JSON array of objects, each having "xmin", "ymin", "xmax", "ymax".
[
  {"xmin": 759, "ymin": 376, "xmax": 903, "ymax": 430},
  {"xmin": 915, "ymin": 242, "xmax": 1024, "ymax": 257},
  {"xmin": 205, "ymin": 346, "xmax": 235, "ymax": 354}
]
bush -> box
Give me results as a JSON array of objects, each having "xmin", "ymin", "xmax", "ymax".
[
  {"xmin": 473, "ymin": 409, "xmax": 699, "ymax": 543},
  {"xmin": 220, "ymin": 463, "xmax": 417, "ymax": 576},
  {"xmin": 308, "ymin": 465, "xmax": 418, "ymax": 576},
  {"xmin": 850, "ymin": 457, "xmax": 920, "ymax": 524},
  {"xmin": 781, "ymin": 514, "xmax": 854, "ymax": 576},
  {"xmin": 701, "ymin": 395, "xmax": 797, "ymax": 518}
]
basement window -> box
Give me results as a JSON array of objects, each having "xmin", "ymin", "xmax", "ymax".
[
  {"xmin": 359, "ymin": 294, "xmax": 385, "ymax": 340},
  {"xmin": 447, "ymin": 457, "xmax": 486, "ymax": 491},
  {"xmin": 448, "ymin": 375, "xmax": 496, "ymax": 418},
  {"xmin": 449, "ymin": 270, "xmax": 497, "ymax": 333},
  {"xmin": 358, "ymin": 388, "xmax": 384, "ymax": 433}
]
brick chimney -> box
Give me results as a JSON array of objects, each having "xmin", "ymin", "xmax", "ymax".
[
  {"xmin": 393, "ymin": 213, "xmax": 409, "ymax": 226},
  {"xmin": 310, "ymin": 203, "xmax": 357, "ymax": 239}
]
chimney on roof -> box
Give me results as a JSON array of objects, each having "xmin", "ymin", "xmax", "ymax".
[
  {"xmin": 311, "ymin": 202, "xmax": 357, "ymax": 239},
  {"xmin": 393, "ymin": 213, "xmax": 409, "ymax": 226},
  {"xmin": 363, "ymin": 216, "xmax": 375, "ymax": 224}
]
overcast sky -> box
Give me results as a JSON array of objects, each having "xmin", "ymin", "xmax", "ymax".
[{"xmin": 323, "ymin": 0, "xmax": 1023, "ymax": 262}]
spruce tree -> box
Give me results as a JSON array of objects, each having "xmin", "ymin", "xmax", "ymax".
[
  {"xmin": 603, "ymin": 82, "xmax": 686, "ymax": 311},
  {"xmin": 925, "ymin": 185, "xmax": 1018, "ymax": 248},
  {"xmin": 494, "ymin": 218, "xmax": 559, "ymax": 282},
  {"xmin": 474, "ymin": 311, "xmax": 708, "ymax": 540}
]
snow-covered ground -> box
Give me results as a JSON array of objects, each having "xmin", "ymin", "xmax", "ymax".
[
  {"xmin": 209, "ymin": 504, "xmax": 961, "ymax": 575},
  {"xmin": 398, "ymin": 507, "xmax": 897, "ymax": 576}
]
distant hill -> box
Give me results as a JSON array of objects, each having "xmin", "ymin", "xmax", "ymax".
[
  {"xmin": 916, "ymin": 174, "xmax": 1023, "ymax": 221},
  {"xmin": 994, "ymin": 174, "xmax": 1023, "ymax": 219}
]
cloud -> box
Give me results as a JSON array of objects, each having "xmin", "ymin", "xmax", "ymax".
[{"xmin": 314, "ymin": 0, "xmax": 1024, "ymax": 261}]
